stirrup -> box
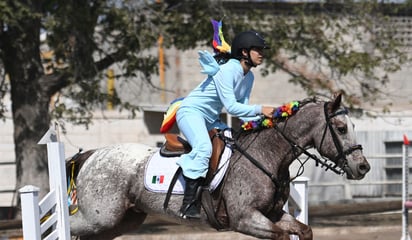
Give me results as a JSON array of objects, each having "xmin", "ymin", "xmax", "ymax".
[{"xmin": 180, "ymin": 201, "xmax": 201, "ymax": 219}]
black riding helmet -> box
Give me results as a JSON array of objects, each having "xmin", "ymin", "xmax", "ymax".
[{"xmin": 230, "ymin": 30, "xmax": 269, "ymax": 67}]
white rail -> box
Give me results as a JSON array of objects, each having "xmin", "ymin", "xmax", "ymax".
[
  {"xmin": 19, "ymin": 128, "xmax": 70, "ymax": 240},
  {"xmin": 402, "ymin": 134, "xmax": 411, "ymax": 240},
  {"xmin": 289, "ymin": 177, "xmax": 309, "ymax": 224},
  {"xmin": 285, "ymin": 177, "xmax": 309, "ymax": 240}
]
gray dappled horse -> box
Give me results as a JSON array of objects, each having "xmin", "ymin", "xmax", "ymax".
[{"xmin": 69, "ymin": 94, "xmax": 370, "ymax": 240}]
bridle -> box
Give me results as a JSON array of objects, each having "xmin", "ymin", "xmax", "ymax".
[
  {"xmin": 317, "ymin": 102, "xmax": 363, "ymax": 174},
  {"xmin": 232, "ymin": 101, "xmax": 363, "ymax": 182},
  {"xmin": 220, "ymin": 100, "xmax": 364, "ymax": 207},
  {"xmin": 272, "ymin": 101, "xmax": 363, "ymax": 175}
]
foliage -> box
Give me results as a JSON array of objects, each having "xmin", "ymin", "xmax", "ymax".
[
  {"xmin": 0, "ymin": 1, "xmax": 410, "ymax": 123},
  {"xmin": 245, "ymin": 1, "xmax": 409, "ymax": 108}
]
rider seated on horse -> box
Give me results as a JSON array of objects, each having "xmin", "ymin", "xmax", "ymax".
[{"xmin": 176, "ymin": 29, "xmax": 275, "ymax": 219}]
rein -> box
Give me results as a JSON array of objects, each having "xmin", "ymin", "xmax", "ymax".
[
  {"xmin": 273, "ymin": 102, "xmax": 363, "ymax": 175},
  {"xmin": 229, "ymin": 137, "xmax": 282, "ymax": 189},
  {"xmin": 231, "ymin": 100, "xmax": 363, "ymax": 186},
  {"xmin": 273, "ymin": 124, "xmax": 343, "ymax": 175},
  {"xmin": 226, "ymin": 135, "xmax": 287, "ymax": 203}
]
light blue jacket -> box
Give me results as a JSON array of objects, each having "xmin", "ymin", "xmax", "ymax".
[{"xmin": 178, "ymin": 58, "xmax": 262, "ymax": 126}]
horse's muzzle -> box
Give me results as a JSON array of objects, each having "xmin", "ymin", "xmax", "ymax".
[{"xmin": 346, "ymin": 156, "xmax": 370, "ymax": 180}]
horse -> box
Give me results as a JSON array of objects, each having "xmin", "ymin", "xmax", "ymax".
[{"xmin": 69, "ymin": 94, "xmax": 370, "ymax": 240}]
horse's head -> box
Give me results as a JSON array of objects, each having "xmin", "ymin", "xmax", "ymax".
[{"xmin": 313, "ymin": 94, "xmax": 370, "ymax": 180}]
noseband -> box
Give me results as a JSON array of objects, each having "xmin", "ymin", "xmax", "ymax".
[{"xmin": 318, "ymin": 102, "xmax": 363, "ymax": 174}]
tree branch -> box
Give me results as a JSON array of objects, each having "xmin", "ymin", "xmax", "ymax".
[
  {"xmin": 94, "ymin": 50, "xmax": 126, "ymax": 72},
  {"xmin": 38, "ymin": 71, "xmax": 71, "ymax": 97}
]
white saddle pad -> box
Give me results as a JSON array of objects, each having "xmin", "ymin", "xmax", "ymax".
[{"xmin": 144, "ymin": 130, "xmax": 233, "ymax": 194}]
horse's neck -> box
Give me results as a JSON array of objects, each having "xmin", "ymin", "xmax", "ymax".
[
  {"xmin": 235, "ymin": 128, "xmax": 301, "ymax": 177},
  {"xmin": 270, "ymin": 103, "xmax": 323, "ymax": 167},
  {"xmin": 234, "ymin": 102, "xmax": 323, "ymax": 176},
  {"xmin": 277, "ymin": 122, "xmax": 313, "ymax": 150}
]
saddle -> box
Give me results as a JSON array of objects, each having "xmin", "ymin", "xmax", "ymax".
[{"xmin": 160, "ymin": 128, "xmax": 226, "ymax": 182}]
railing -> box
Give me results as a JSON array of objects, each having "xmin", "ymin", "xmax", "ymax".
[
  {"xmin": 288, "ymin": 177, "xmax": 309, "ymax": 224},
  {"xmin": 401, "ymin": 135, "xmax": 411, "ymax": 240},
  {"xmin": 19, "ymin": 128, "xmax": 70, "ymax": 240},
  {"xmin": 307, "ymin": 153, "xmax": 412, "ymax": 200},
  {"xmin": 285, "ymin": 177, "xmax": 309, "ymax": 240}
]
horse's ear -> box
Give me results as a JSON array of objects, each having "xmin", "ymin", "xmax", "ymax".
[{"xmin": 329, "ymin": 93, "xmax": 342, "ymax": 113}]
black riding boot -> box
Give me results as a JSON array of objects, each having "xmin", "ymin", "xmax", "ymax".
[{"xmin": 180, "ymin": 176, "xmax": 203, "ymax": 219}]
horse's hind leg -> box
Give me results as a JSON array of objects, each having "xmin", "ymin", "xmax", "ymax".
[
  {"xmin": 70, "ymin": 209, "xmax": 96, "ymax": 236},
  {"xmin": 78, "ymin": 210, "xmax": 147, "ymax": 240}
]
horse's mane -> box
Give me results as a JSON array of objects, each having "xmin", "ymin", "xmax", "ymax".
[
  {"xmin": 234, "ymin": 96, "xmax": 324, "ymax": 138},
  {"xmin": 298, "ymin": 96, "xmax": 320, "ymax": 108}
]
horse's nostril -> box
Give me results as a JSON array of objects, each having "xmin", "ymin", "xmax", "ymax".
[{"xmin": 358, "ymin": 162, "xmax": 370, "ymax": 174}]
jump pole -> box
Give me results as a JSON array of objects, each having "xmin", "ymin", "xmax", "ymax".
[{"xmin": 402, "ymin": 134, "xmax": 411, "ymax": 240}]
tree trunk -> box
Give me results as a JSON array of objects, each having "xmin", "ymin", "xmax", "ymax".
[
  {"xmin": 1, "ymin": 7, "xmax": 52, "ymax": 204},
  {"xmin": 12, "ymin": 84, "xmax": 51, "ymax": 199}
]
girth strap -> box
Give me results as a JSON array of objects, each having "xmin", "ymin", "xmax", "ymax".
[
  {"xmin": 201, "ymin": 189, "xmax": 226, "ymax": 230},
  {"xmin": 163, "ymin": 167, "xmax": 182, "ymax": 210}
]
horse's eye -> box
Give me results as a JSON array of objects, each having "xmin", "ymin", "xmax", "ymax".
[{"xmin": 337, "ymin": 126, "xmax": 347, "ymax": 134}]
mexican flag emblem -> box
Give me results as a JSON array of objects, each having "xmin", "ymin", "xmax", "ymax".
[{"xmin": 152, "ymin": 175, "xmax": 164, "ymax": 184}]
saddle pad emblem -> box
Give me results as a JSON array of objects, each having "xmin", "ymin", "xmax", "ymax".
[{"xmin": 151, "ymin": 175, "xmax": 165, "ymax": 184}]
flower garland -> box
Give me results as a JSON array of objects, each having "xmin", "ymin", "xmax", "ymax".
[{"xmin": 240, "ymin": 101, "xmax": 300, "ymax": 131}]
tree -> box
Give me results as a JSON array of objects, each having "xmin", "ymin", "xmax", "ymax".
[
  {"xmin": 0, "ymin": 0, "xmax": 409, "ymax": 208},
  {"xmin": 0, "ymin": 0, "xmax": 216, "ymax": 199}
]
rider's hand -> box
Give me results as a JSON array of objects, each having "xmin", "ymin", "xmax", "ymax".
[
  {"xmin": 261, "ymin": 106, "xmax": 275, "ymax": 118},
  {"xmin": 198, "ymin": 50, "xmax": 220, "ymax": 76}
]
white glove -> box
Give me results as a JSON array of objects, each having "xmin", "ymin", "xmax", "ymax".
[{"xmin": 198, "ymin": 50, "xmax": 220, "ymax": 76}]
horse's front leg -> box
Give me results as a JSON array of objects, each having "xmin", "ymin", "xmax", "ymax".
[
  {"xmin": 268, "ymin": 211, "xmax": 313, "ymax": 240},
  {"xmin": 232, "ymin": 208, "xmax": 291, "ymax": 240}
]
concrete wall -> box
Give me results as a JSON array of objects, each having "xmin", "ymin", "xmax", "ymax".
[{"xmin": 0, "ymin": 117, "xmax": 16, "ymax": 208}]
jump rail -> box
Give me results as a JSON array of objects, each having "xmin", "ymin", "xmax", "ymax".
[
  {"xmin": 402, "ymin": 134, "xmax": 411, "ymax": 240},
  {"xmin": 285, "ymin": 177, "xmax": 309, "ymax": 240},
  {"xmin": 288, "ymin": 177, "xmax": 309, "ymax": 225},
  {"xmin": 19, "ymin": 128, "xmax": 70, "ymax": 240}
]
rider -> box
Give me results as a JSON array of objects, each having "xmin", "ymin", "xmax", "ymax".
[{"xmin": 176, "ymin": 30, "xmax": 275, "ymax": 219}]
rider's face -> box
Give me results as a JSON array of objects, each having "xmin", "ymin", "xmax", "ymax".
[{"xmin": 249, "ymin": 47, "xmax": 264, "ymax": 66}]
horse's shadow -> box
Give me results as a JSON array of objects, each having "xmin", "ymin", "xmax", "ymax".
[{"xmin": 132, "ymin": 216, "xmax": 216, "ymax": 235}]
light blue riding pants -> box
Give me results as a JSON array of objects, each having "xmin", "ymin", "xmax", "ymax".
[{"xmin": 175, "ymin": 109, "xmax": 216, "ymax": 180}]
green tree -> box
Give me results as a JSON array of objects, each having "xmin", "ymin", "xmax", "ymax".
[
  {"xmin": 0, "ymin": 0, "xmax": 409, "ymax": 206},
  {"xmin": 0, "ymin": 0, "xmax": 216, "ymax": 199}
]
